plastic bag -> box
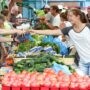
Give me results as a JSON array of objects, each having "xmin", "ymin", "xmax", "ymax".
[
  {"xmin": 17, "ymin": 34, "xmax": 34, "ymax": 42},
  {"xmin": 53, "ymin": 37, "xmax": 69, "ymax": 56},
  {"xmin": 42, "ymin": 35, "xmax": 54, "ymax": 43},
  {"xmin": 52, "ymin": 62, "xmax": 71, "ymax": 75}
]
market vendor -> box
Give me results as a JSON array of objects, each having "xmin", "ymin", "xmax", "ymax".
[
  {"xmin": 0, "ymin": 28, "xmax": 26, "ymax": 65},
  {"xmin": 29, "ymin": 8, "xmax": 90, "ymax": 76},
  {"xmin": 44, "ymin": 5, "xmax": 61, "ymax": 30}
]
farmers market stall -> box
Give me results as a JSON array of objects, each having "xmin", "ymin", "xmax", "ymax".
[
  {"xmin": 0, "ymin": 34, "xmax": 87, "ymax": 90},
  {"xmin": 1, "ymin": 51, "xmax": 89, "ymax": 90},
  {"xmin": 1, "ymin": 68, "xmax": 90, "ymax": 90}
]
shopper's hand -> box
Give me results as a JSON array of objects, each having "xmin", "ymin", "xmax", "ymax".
[
  {"xmin": 59, "ymin": 23, "xmax": 66, "ymax": 29},
  {"xmin": 28, "ymin": 30, "xmax": 35, "ymax": 33},
  {"xmin": 43, "ymin": 19, "xmax": 48, "ymax": 24},
  {"xmin": 3, "ymin": 49, "xmax": 8, "ymax": 58},
  {"xmin": 16, "ymin": 29, "xmax": 26, "ymax": 35},
  {"xmin": 13, "ymin": 37, "xmax": 20, "ymax": 43}
]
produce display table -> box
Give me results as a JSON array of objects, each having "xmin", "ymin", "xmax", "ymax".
[
  {"xmin": 14, "ymin": 57, "xmax": 74, "ymax": 65},
  {"xmin": 0, "ymin": 55, "xmax": 75, "ymax": 90}
]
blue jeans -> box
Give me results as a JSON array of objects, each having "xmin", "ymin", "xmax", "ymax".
[{"xmin": 79, "ymin": 62, "xmax": 90, "ymax": 76}]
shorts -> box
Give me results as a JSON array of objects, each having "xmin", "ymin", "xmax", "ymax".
[{"xmin": 79, "ymin": 62, "xmax": 90, "ymax": 76}]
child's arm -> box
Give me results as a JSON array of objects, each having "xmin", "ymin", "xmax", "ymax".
[
  {"xmin": 0, "ymin": 29, "xmax": 26, "ymax": 35},
  {"xmin": 0, "ymin": 37, "xmax": 13, "ymax": 42},
  {"xmin": 0, "ymin": 43, "xmax": 8, "ymax": 57}
]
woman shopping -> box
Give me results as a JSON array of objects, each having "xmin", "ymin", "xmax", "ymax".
[{"xmin": 29, "ymin": 8, "xmax": 90, "ymax": 76}]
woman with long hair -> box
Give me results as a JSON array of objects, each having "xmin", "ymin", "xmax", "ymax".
[{"xmin": 29, "ymin": 8, "xmax": 90, "ymax": 76}]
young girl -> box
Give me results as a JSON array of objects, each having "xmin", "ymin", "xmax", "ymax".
[
  {"xmin": 0, "ymin": 15, "xmax": 8, "ymax": 61},
  {"xmin": 0, "ymin": 14, "xmax": 26, "ymax": 63},
  {"xmin": 30, "ymin": 8, "xmax": 90, "ymax": 76},
  {"xmin": 1, "ymin": 9, "xmax": 13, "ymax": 53}
]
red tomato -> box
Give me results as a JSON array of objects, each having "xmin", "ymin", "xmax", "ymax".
[
  {"xmin": 72, "ymin": 72, "xmax": 79, "ymax": 77},
  {"xmin": 79, "ymin": 82, "xmax": 88, "ymax": 90},
  {"xmin": 58, "ymin": 70, "xmax": 65, "ymax": 76},
  {"xmin": 70, "ymin": 82, "xmax": 79, "ymax": 88},
  {"xmin": 44, "ymin": 68, "xmax": 55, "ymax": 75}
]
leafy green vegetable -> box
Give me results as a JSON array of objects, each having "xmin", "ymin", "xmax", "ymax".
[
  {"xmin": 39, "ymin": 42, "xmax": 60, "ymax": 53},
  {"xmin": 17, "ymin": 35, "xmax": 44, "ymax": 52},
  {"xmin": 13, "ymin": 53, "xmax": 75, "ymax": 73},
  {"xmin": 17, "ymin": 35, "xmax": 60, "ymax": 53},
  {"xmin": 17, "ymin": 41, "xmax": 36, "ymax": 52}
]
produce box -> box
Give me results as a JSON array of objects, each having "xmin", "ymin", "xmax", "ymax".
[
  {"xmin": 50, "ymin": 86, "xmax": 59, "ymax": 90},
  {"xmin": 40, "ymin": 86, "xmax": 50, "ymax": 90},
  {"xmin": 31, "ymin": 86, "xmax": 40, "ymax": 90},
  {"xmin": 57, "ymin": 57, "xmax": 74, "ymax": 65},
  {"xmin": 60, "ymin": 87, "xmax": 69, "ymax": 90},
  {"xmin": 88, "ymin": 86, "xmax": 90, "ymax": 90},
  {"xmin": 11, "ymin": 86, "xmax": 21, "ymax": 90},
  {"xmin": 21, "ymin": 86, "xmax": 30, "ymax": 90},
  {"xmin": 1, "ymin": 86, "xmax": 90, "ymax": 90},
  {"xmin": 69, "ymin": 87, "xmax": 79, "ymax": 90},
  {"xmin": 2, "ymin": 85, "xmax": 11, "ymax": 90}
]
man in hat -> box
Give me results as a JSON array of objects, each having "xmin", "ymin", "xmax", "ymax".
[
  {"xmin": 44, "ymin": 5, "xmax": 61, "ymax": 30},
  {"xmin": 44, "ymin": 4, "xmax": 53, "ymax": 23}
]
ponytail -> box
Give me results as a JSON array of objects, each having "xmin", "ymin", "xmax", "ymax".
[{"xmin": 80, "ymin": 12, "xmax": 88, "ymax": 23}]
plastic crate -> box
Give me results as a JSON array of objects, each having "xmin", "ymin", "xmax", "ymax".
[
  {"xmin": 11, "ymin": 86, "xmax": 21, "ymax": 90},
  {"xmin": 31, "ymin": 86, "xmax": 40, "ymax": 90},
  {"xmin": 2, "ymin": 85, "xmax": 11, "ymax": 90},
  {"xmin": 60, "ymin": 86, "xmax": 69, "ymax": 90},
  {"xmin": 50, "ymin": 86, "xmax": 59, "ymax": 90},
  {"xmin": 22, "ymin": 86, "xmax": 30, "ymax": 90},
  {"xmin": 40, "ymin": 86, "xmax": 50, "ymax": 90},
  {"xmin": 69, "ymin": 87, "xmax": 79, "ymax": 90}
]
